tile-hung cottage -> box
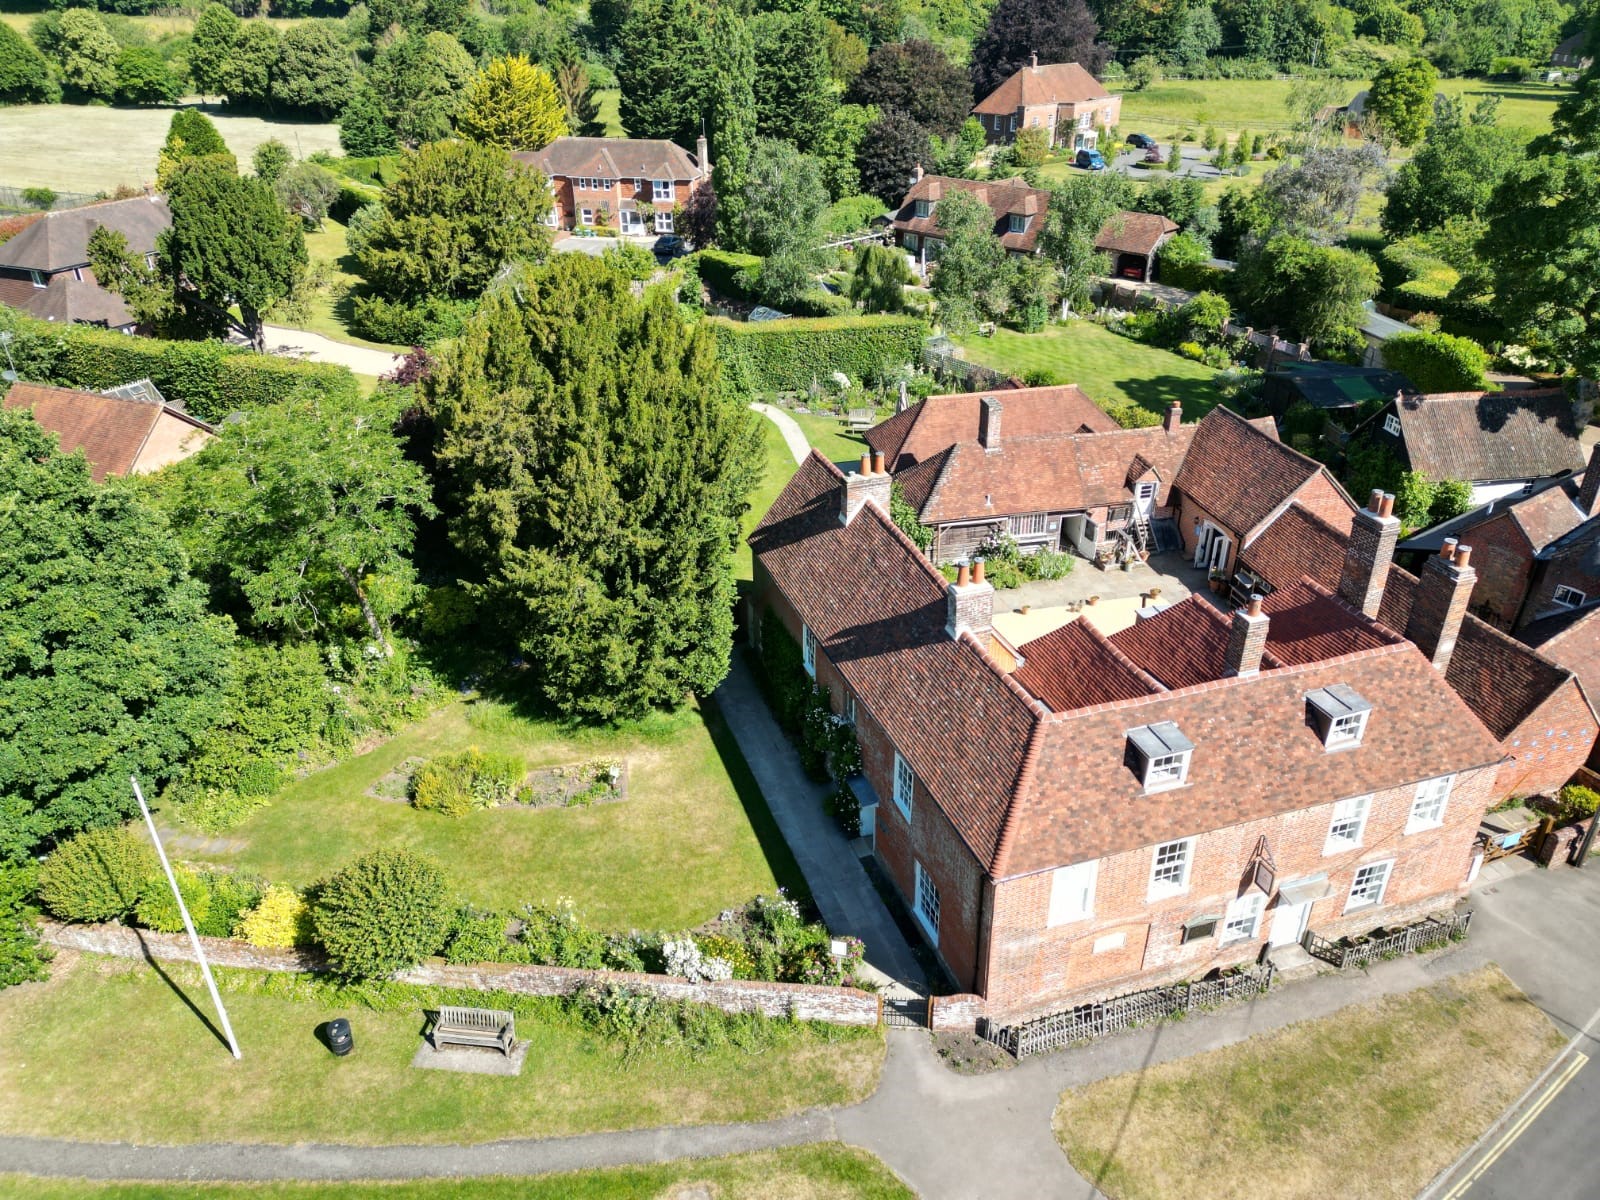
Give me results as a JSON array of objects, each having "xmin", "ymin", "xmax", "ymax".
[{"xmin": 751, "ymin": 458, "xmax": 1510, "ymax": 1021}]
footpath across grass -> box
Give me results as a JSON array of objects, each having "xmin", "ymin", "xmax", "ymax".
[
  {"xmin": 1054, "ymin": 965, "xmax": 1562, "ymax": 1200},
  {"xmin": 0, "ymin": 955, "xmax": 884, "ymax": 1146},
  {"xmin": 1, "ymin": 1148, "xmax": 915, "ymax": 1200}
]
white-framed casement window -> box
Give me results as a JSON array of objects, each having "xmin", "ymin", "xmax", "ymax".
[
  {"xmin": 1329, "ymin": 709, "xmax": 1370, "ymax": 747},
  {"xmin": 1554, "ymin": 585, "xmax": 1588, "ymax": 609},
  {"xmin": 1008, "ymin": 213, "xmax": 1028, "ymax": 235},
  {"xmin": 801, "ymin": 624, "xmax": 817, "ymax": 678},
  {"xmin": 1148, "ymin": 837, "xmax": 1194, "ymax": 900},
  {"xmin": 1009, "ymin": 512, "xmax": 1048, "ymax": 537},
  {"xmin": 843, "ymin": 692, "xmax": 857, "ymax": 726},
  {"xmin": 1383, "ymin": 413, "xmax": 1402, "ymax": 436},
  {"xmin": 1406, "ymin": 775, "xmax": 1453, "ymax": 833},
  {"xmin": 1324, "ymin": 794, "xmax": 1371, "ymax": 855},
  {"xmin": 914, "ymin": 860, "xmax": 940, "ymax": 943},
  {"xmin": 1345, "ymin": 859, "xmax": 1393, "ymax": 913},
  {"xmin": 1128, "ymin": 722, "xmax": 1194, "ymax": 793},
  {"xmin": 1048, "ymin": 860, "xmax": 1098, "ymax": 926},
  {"xmin": 579, "ymin": 208, "xmax": 594, "ymax": 226},
  {"xmin": 652, "ymin": 179, "xmax": 673, "ymax": 202},
  {"xmin": 1008, "ymin": 114, "xmax": 1018, "ymax": 132},
  {"xmin": 620, "ymin": 210, "xmax": 644, "ymax": 234},
  {"xmin": 1220, "ymin": 892, "xmax": 1266, "ymax": 944},
  {"xmin": 654, "ymin": 210, "xmax": 674, "ymax": 233},
  {"xmin": 1146, "ymin": 750, "xmax": 1190, "ymax": 790},
  {"xmin": 893, "ymin": 752, "xmax": 915, "ymax": 820}
]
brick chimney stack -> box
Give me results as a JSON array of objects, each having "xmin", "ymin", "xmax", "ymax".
[
  {"xmin": 1164, "ymin": 401, "xmax": 1183, "ymax": 433},
  {"xmin": 840, "ymin": 450, "xmax": 892, "ymax": 525},
  {"xmin": 979, "ymin": 396, "xmax": 1002, "ymax": 452},
  {"xmin": 1030, "ymin": 51, "xmax": 1039, "ymax": 71},
  {"xmin": 947, "ymin": 559, "xmax": 995, "ymax": 645},
  {"xmin": 1338, "ymin": 489, "xmax": 1399, "ymax": 619},
  {"xmin": 1579, "ymin": 442, "xmax": 1600, "ymax": 517},
  {"xmin": 1224, "ymin": 593, "xmax": 1270, "ymax": 677},
  {"xmin": 912, "ymin": 162, "xmax": 924, "ymax": 185},
  {"xmin": 1406, "ymin": 541, "xmax": 1477, "ymax": 675},
  {"xmin": 696, "ymin": 132, "xmax": 711, "ymax": 175}
]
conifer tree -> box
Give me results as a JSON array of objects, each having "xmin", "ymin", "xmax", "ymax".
[
  {"xmin": 426, "ymin": 255, "xmax": 762, "ymax": 721},
  {"xmin": 709, "ymin": 8, "xmax": 756, "ymax": 247},
  {"xmin": 615, "ymin": 0, "xmax": 712, "ymax": 146},
  {"xmin": 752, "ymin": 4, "xmax": 835, "ymax": 152},
  {"xmin": 456, "ymin": 55, "xmax": 568, "ymax": 151}
]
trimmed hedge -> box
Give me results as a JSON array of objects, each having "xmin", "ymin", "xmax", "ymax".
[
  {"xmin": 696, "ymin": 249, "xmax": 763, "ymax": 301},
  {"xmin": 712, "ymin": 314, "xmax": 925, "ymax": 393},
  {"xmin": 0, "ymin": 313, "xmax": 359, "ymax": 423}
]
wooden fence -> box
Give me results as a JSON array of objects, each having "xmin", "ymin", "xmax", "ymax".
[
  {"xmin": 981, "ymin": 961, "xmax": 1275, "ymax": 1059},
  {"xmin": 1303, "ymin": 910, "xmax": 1473, "ymax": 971}
]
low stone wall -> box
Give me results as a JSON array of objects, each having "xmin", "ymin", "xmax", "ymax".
[
  {"xmin": 1538, "ymin": 820, "xmax": 1591, "ymax": 869},
  {"xmin": 39, "ymin": 922, "xmax": 883, "ymax": 1028}
]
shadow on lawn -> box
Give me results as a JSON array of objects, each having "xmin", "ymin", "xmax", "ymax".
[
  {"xmin": 1117, "ymin": 372, "xmax": 1223, "ymax": 420},
  {"xmin": 132, "ymin": 928, "xmax": 233, "ymax": 1054}
]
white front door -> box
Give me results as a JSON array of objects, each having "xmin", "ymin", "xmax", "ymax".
[
  {"xmin": 1209, "ymin": 530, "xmax": 1232, "ymax": 571},
  {"xmin": 1134, "ymin": 481, "xmax": 1157, "ymax": 521},
  {"xmin": 1268, "ymin": 899, "xmax": 1310, "ymax": 949}
]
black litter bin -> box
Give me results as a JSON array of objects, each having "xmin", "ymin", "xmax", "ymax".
[{"xmin": 326, "ymin": 1017, "xmax": 353, "ymax": 1056}]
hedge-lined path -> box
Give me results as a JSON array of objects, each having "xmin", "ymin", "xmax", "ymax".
[
  {"xmin": 261, "ymin": 326, "xmax": 403, "ymax": 378},
  {"xmin": 751, "ymin": 402, "xmax": 810, "ymax": 467}
]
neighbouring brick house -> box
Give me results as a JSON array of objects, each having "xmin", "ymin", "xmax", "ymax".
[
  {"xmin": 971, "ymin": 55, "xmax": 1121, "ymax": 149},
  {"xmin": 1347, "ymin": 388, "xmax": 1587, "ymax": 507},
  {"xmin": 890, "ymin": 172, "xmax": 1049, "ymax": 264},
  {"xmin": 512, "ymin": 136, "xmax": 710, "ymax": 236},
  {"xmin": 1094, "ymin": 211, "xmax": 1179, "ymax": 283},
  {"xmin": 1399, "ymin": 444, "xmax": 1600, "ymax": 629},
  {"xmin": 3, "ymin": 379, "xmax": 215, "ymax": 481},
  {"xmin": 1521, "ymin": 602, "xmax": 1600, "ymax": 777},
  {"xmin": 0, "ymin": 195, "xmax": 170, "ymax": 333},
  {"xmin": 751, "ymin": 459, "xmax": 1508, "ymax": 1020}
]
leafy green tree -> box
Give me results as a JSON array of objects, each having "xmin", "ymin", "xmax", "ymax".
[
  {"xmin": 823, "ymin": 17, "xmax": 867, "ymax": 86},
  {"xmin": 849, "ymin": 242, "xmax": 912, "ymax": 312},
  {"xmin": 0, "ymin": 865, "xmax": 50, "ymax": 990},
  {"xmin": 740, "ymin": 139, "xmax": 829, "ymax": 307},
  {"xmin": 929, "ymin": 189, "xmax": 1013, "ymax": 333},
  {"xmin": 0, "ymin": 23, "xmax": 58, "ymax": 104},
  {"xmin": 890, "ymin": 481, "xmax": 933, "ymax": 551},
  {"xmin": 710, "ymin": 7, "xmax": 757, "ymax": 245},
  {"xmin": 845, "ymin": 38, "xmax": 971, "ymax": 140},
  {"xmin": 371, "ymin": 30, "xmax": 475, "ymax": 147},
  {"xmin": 87, "ymin": 226, "xmax": 182, "ymax": 335},
  {"xmin": 969, "ymin": 0, "xmax": 1108, "ymax": 98},
  {"xmin": 252, "ymin": 137, "xmax": 291, "ymax": 183},
  {"xmin": 1235, "ymin": 234, "xmax": 1379, "ymax": 349},
  {"xmin": 554, "ymin": 57, "xmax": 607, "ymax": 139},
  {"xmin": 753, "ymin": 5, "xmax": 836, "ymax": 152},
  {"xmin": 1380, "ymin": 330, "xmax": 1491, "ymax": 392},
  {"xmin": 1041, "ymin": 171, "xmax": 1131, "ymax": 312},
  {"xmin": 1255, "ymin": 143, "xmax": 1386, "ymax": 241},
  {"xmin": 53, "ymin": 9, "xmax": 119, "ymax": 102},
  {"xmin": 457, "ymin": 54, "xmax": 568, "ymax": 151},
  {"xmin": 274, "ymin": 160, "xmax": 342, "ymax": 228},
  {"xmin": 149, "ymin": 390, "xmax": 433, "ymax": 651},
  {"xmin": 272, "ymin": 22, "xmax": 355, "ymax": 117},
  {"xmin": 188, "ymin": 3, "xmax": 239, "ymax": 102},
  {"xmin": 813, "ymin": 102, "xmax": 876, "ymax": 202},
  {"xmin": 1012, "ymin": 125, "xmax": 1052, "ymax": 167},
  {"xmin": 427, "ymin": 254, "xmax": 762, "ymax": 721},
  {"xmin": 1535, "ymin": 62, "xmax": 1600, "ymax": 156},
  {"xmin": 858, "ymin": 108, "xmax": 933, "ymax": 205},
  {"xmin": 338, "ymin": 80, "xmax": 399, "ymax": 157},
  {"xmin": 616, "ymin": 0, "xmax": 712, "ymax": 146},
  {"xmin": 1127, "ymin": 54, "xmax": 1159, "ymax": 90},
  {"xmin": 229, "ymin": 21, "xmax": 280, "ymax": 108},
  {"xmin": 1368, "ymin": 57, "xmax": 1438, "ymax": 146},
  {"xmin": 1165, "ymin": 142, "xmax": 1181, "ymax": 172},
  {"xmin": 933, "ymin": 116, "xmax": 986, "ymax": 178},
  {"xmin": 357, "ymin": 139, "xmax": 552, "ymax": 303},
  {"xmin": 114, "ymin": 47, "xmax": 183, "ymax": 105},
  {"xmin": 0, "ymin": 409, "xmax": 234, "ymax": 864},
  {"xmin": 1382, "ymin": 100, "xmax": 1521, "ymax": 235},
  {"xmin": 314, "ymin": 849, "xmax": 451, "ymax": 979}
]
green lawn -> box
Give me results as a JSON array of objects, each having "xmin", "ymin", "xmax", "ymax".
[
  {"xmin": 1, "ymin": 1145, "xmax": 914, "ymax": 1199},
  {"xmin": 297, "ymin": 220, "xmax": 409, "ymax": 353},
  {"xmin": 955, "ymin": 321, "xmax": 1223, "ymax": 422},
  {"xmin": 790, "ymin": 408, "xmax": 871, "ymax": 464},
  {"xmin": 1054, "ymin": 965, "xmax": 1562, "ymax": 1200},
  {"xmin": 0, "ymin": 956, "xmax": 884, "ymax": 1145},
  {"xmin": 166, "ymin": 697, "xmax": 806, "ymax": 930}
]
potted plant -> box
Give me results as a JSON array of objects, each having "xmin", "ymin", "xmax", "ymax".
[{"xmin": 1208, "ymin": 568, "xmax": 1226, "ymax": 594}]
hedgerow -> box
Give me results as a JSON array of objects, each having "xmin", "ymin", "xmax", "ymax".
[{"xmin": 711, "ymin": 314, "xmax": 925, "ymax": 393}]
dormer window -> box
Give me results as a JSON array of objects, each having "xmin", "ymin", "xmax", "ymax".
[
  {"xmin": 1306, "ymin": 685, "xmax": 1372, "ymax": 750},
  {"xmin": 1008, "ymin": 213, "xmax": 1027, "ymax": 235},
  {"xmin": 1127, "ymin": 722, "xmax": 1193, "ymax": 792},
  {"xmin": 1383, "ymin": 413, "xmax": 1401, "ymax": 436},
  {"xmin": 914, "ymin": 199, "xmax": 933, "ymax": 219}
]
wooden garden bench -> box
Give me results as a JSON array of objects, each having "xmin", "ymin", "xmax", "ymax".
[
  {"xmin": 429, "ymin": 1005, "xmax": 517, "ymax": 1055},
  {"xmin": 846, "ymin": 407, "xmax": 876, "ymax": 431}
]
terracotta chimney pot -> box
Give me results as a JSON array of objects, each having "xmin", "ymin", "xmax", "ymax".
[
  {"xmin": 1454, "ymin": 544, "xmax": 1472, "ymax": 568},
  {"xmin": 957, "ymin": 563, "xmax": 971, "ymax": 587},
  {"xmin": 872, "ymin": 450, "xmax": 886, "ymax": 475},
  {"xmin": 973, "ymin": 559, "xmax": 986, "ymax": 585},
  {"xmin": 1440, "ymin": 537, "xmax": 1459, "ymax": 559},
  {"xmin": 859, "ymin": 451, "xmax": 871, "ymax": 476}
]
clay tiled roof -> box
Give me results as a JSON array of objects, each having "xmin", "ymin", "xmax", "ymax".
[
  {"xmin": 1390, "ymin": 389, "xmax": 1584, "ymax": 483},
  {"xmin": 1260, "ymin": 579, "xmax": 1401, "ymax": 665},
  {"xmin": 750, "ymin": 452, "xmax": 1042, "ymax": 867},
  {"xmin": 3, "ymin": 381, "xmax": 166, "ymax": 480},
  {"xmin": 864, "ymin": 385, "xmax": 1118, "ymax": 471},
  {"xmin": 1014, "ymin": 619, "xmax": 1161, "ymax": 711},
  {"xmin": 911, "ymin": 423, "xmax": 1198, "ymax": 524},
  {"xmin": 1094, "ymin": 211, "xmax": 1179, "ymax": 258},
  {"xmin": 1523, "ymin": 603, "xmax": 1600, "ymax": 704},
  {"xmin": 891, "ymin": 175, "xmax": 1051, "ymax": 254},
  {"xmin": 1173, "ymin": 407, "xmax": 1348, "ymax": 540},
  {"xmin": 1109, "ymin": 598, "xmax": 1246, "ymax": 689},
  {"xmin": 972, "ymin": 61, "xmax": 1109, "ymax": 115},
  {"xmin": 1237, "ymin": 503, "xmax": 1349, "ymax": 592},
  {"xmin": 1509, "ymin": 479, "xmax": 1590, "ymax": 548},
  {"xmin": 513, "ymin": 137, "xmax": 706, "ymax": 182}
]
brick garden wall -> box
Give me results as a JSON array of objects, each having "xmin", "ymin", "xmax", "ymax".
[{"xmin": 38, "ymin": 922, "xmax": 883, "ymax": 1027}]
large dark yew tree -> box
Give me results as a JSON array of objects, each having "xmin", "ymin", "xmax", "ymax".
[
  {"xmin": 0, "ymin": 409, "xmax": 234, "ymax": 864},
  {"xmin": 426, "ymin": 256, "xmax": 762, "ymax": 721},
  {"xmin": 615, "ymin": 0, "xmax": 712, "ymax": 146},
  {"xmin": 846, "ymin": 38, "xmax": 972, "ymax": 139},
  {"xmin": 969, "ymin": 0, "xmax": 1110, "ymax": 100}
]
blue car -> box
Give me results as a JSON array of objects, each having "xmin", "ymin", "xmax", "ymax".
[{"xmin": 1075, "ymin": 148, "xmax": 1108, "ymax": 171}]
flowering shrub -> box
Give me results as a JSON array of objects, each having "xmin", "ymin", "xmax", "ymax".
[
  {"xmin": 664, "ymin": 936, "xmax": 734, "ymax": 982},
  {"xmin": 695, "ymin": 933, "xmax": 758, "ymax": 979},
  {"xmin": 236, "ymin": 885, "xmax": 316, "ymax": 948},
  {"xmin": 410, "ymin": 747, "xmax": 526, "ymax": 816},
  {"xmin": 516, "ymin": 898, "xmax": 607, "ymax": 968}
]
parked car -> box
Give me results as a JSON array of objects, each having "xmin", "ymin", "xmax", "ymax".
[
  {"xmin": 652, "ymin": 234, "xmax": 687, "ymax": 259},
  {"xmin": 1142, "ymin": 146, "xmax": 1164, "ymax": 164},
  {"xmin": 1126, "ymin": 133, "xmax": 1156, "ymax": 149},
  {"xmin": 1075, "ymin": 149, "xmax": 1107, "ymax": 171}
]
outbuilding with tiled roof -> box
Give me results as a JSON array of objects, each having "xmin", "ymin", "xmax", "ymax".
[
  {"xmin": 3, "ymin": 380, "xmax": 214, "ymax": 481},
  {"xmin": 1094, "ymin": 211, "xmax": 1179, "ymax": 283}
]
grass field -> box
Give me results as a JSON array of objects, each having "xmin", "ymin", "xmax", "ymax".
[
  {"xmin": 790, "ymin": 408, "xmax": 871, "ymax": 464},
  {"xmin": 1054, "ymin": 965, "xmax": 1563, "ymax": 1200},
  {"xmin": 0, "ymin": 955, "xmax": 884, "ymax": 1145},
  {"xmin": 0, "ymin": 1146, "xmax": 916, "ymax": 1199},
  {"xmin": 955, "ymin": 321, "xmax": 1223, "ymax": 421},
  {"xmin": 295, "ymin": 220, "xmax": 409, "ymax": 352},
  {"xmin": 167, "ymin": 697, "xmax": 806, "ymax": 930},
  {"xmin": 0, "ymin": 104, "xmax": 342, "ymax": 193}
]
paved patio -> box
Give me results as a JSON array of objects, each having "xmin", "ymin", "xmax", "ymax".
[{"xmin": 992, "ymin": 551, "xmax": 1223, "ymax": 644}]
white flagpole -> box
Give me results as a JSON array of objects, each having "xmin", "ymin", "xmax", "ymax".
[{"xmin": 131, "ymin": 775, "xmax": 242, "ymax": 1060}]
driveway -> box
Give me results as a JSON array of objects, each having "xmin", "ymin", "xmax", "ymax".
[{"xmin": 260, "ymin": 326, "xmax": 403, "ymax": 378}]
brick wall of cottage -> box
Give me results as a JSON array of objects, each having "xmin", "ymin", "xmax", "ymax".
[
  {"xmin": 976, "ymin": 759, "xmax": 1498, "ymax": 1021},
  {"xmin": 1520, "ymin": 533, "xmax": 1600, "ymax": 627},
  {"xmin": 1176, "ymin": 493, "xmax": 1245, "ymax": 574},
  {"xmin": 1289, "ymin": 473, "xmax": 1360, "ymax": 532},
  {"xmin": 1456, "ymin": 511, "xmax": 1534, "ymax": 628},
  {"xmin": 1495, "ymin": 675, "xmax": 1598, "ymax": 798},
  {"xmin": 550, "ymin": 176, "xmax": 702, "ymax": 234}
]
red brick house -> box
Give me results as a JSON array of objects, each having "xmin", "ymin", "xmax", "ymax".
[
  {"xmin": 512, "ymin": 136, "xmax": 709, "ymax": 236},
  {"xmin": 890, "ymin": 172, "xmax": 1049, "ymax": 264},
  {"xmin": 751, "ymin": 459, "xmax": 1506, "ymax": 1019},
  {"xmin": 1521, "ymin": 602, "xmax": 1600, "ymax": 777},
  {"xmin": 0, "ymin": 195, "xmax": 170, "ymax": 333},
  {"xmin": 2, "ymin": 380, "xmax": 214, "ymax": 481},
  {"xmin": 971, "ymin": 55, "xmax": 1121, "ymax": 149},
  {"xmin": 1094, "ymin": 211, "xmax": 1179, "ymax": 283}
]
